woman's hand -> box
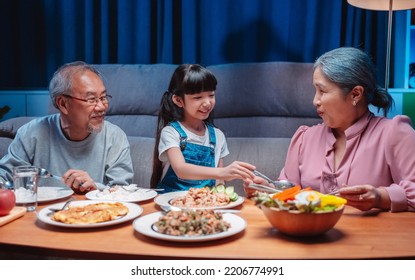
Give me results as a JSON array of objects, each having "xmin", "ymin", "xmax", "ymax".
[
  {"xmin": 338, "ymin": 184, "xmax": 389, "ymax": 211},
  {"xmin": 62, "ymin": 169, "xmax": 97, "ymax": 193}
]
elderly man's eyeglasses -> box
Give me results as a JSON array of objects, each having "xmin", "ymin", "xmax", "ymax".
[{"xmin": 63, "ymin": 94, "xmax": 112, "ymax": 105}]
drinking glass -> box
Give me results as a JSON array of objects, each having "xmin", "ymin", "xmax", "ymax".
[{"xmin": 13, "ymin": 166, "xmax": 39, "ymax": 212}]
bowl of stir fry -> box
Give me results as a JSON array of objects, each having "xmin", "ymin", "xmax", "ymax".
[{"xmin": 253, "ymin": 186, "xmax": 347, "ymax": 237}]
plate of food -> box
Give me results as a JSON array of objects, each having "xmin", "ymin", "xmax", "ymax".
[
  {"xmin": 154, "ymin": 186, "xmax": 244, "ymax": 210},
  {"xmin": 133, "ymin": 209, "xmax": 246, "ymax": 242},
  {"xmin": 37, "ymin": 200, "xmax": 143, "ymax": 228},
  {"xmin": 85, "ymin": 185, "xmax": 158, "ymax": 203},
  {"xmin": 37, "ymin": 186, "xmax": 74, "ymax": 203}
]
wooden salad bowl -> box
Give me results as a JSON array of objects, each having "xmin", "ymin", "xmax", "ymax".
[{"xmin": 261, "ymin": 204, "xmax": 344, "ymax": 237}]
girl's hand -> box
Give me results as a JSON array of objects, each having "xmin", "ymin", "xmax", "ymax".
[
  {"xmin": 338, "ymin": 184, "xmax": 386, "ymax": 211},
  {"xmin": 219, "ymin": 161, "xmax": 256, "ymax": 181},
  {"xmin": 243, "ymin": 175, "xmax": 271, "ymax": 198}
]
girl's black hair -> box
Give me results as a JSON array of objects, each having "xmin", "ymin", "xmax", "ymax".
[{"xmin": 150, "ymin": 64, "xmax": 217, "ymax": 188}]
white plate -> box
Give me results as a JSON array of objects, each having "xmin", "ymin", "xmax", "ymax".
[
  {"xmin": 133, "ymin": 211, "xmax": 246, "ymax": 242},
  {"xmin": 154, "ymin": 191, "xmax": 244, "ymax": 210},
  {"xmin": 37, "ymin": 186, "xmax": 74, "ymax": 203},
  {"xmin": 37, "ymin": 200, "xmax": 143, "ymax": 228},
  {"xmin": 85, "ymin": 188, "xmax": 158, "ymax": 203}
]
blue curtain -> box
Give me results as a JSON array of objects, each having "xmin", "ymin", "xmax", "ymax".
[{"xmin": 0, "ymin": 0, "xmax": 391, "ymax": 88}]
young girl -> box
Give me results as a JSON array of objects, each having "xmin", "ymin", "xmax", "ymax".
[{"xmin": 151, "ymin": 64, "xmax": 255, "ymax": 193}]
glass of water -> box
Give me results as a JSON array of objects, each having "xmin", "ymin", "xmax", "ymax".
[{"xmin": 13, "ymin": 166, "xmax": 40, "ymax": 212}]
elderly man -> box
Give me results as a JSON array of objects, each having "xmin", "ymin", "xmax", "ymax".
[{"xmin": 0, "ymin": 61, "xmax": 133, "ymax": 193}]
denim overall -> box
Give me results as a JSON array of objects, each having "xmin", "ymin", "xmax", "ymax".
[{"xmin": 158, "ymin": 121, "xmax": 216, "ymax": 193}]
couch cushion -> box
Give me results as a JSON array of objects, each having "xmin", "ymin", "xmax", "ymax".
[
  {"xmin": 209, "ymin": 62, "xmax": 321, "ymax": 137},
  {"xmin": 92, "ymin": 64, "xmax": 178, "ymax": 138},
  {"xmin": 0, "ymin": 137, "xmax": 13, "ymax": 158},
  {"xmin": 106, "ymin": 115, "xmax": 158, "ymax": 137},
  {"xmin": 94, "ymin": 64, "xmax": 177, "ymax": 116},
  {"xmin": 215, "ymin": 116, "xmax": 320, "ymax": 138},
  {"xmin": 0, "ymin": 117, "xmax": 38, "ymax": 138},
  {"xmin": 209, "ymin": 62, "xmax": 317, "ymax": 117},
  {"xmin": 91, "ymin": 62, "xmax": 321, "ymax": 138},
  {"xmin": 128, "ymin": 136, "xmax": 156, "ymax": 188},
  {"xmin": 224, "ymin": 137, "xmax": 291, "ymax": 193}
]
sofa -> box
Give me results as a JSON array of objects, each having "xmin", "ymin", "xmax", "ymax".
[{"xmin": 0, "ymin": 62, "xmax": 321, "ymax": 194}]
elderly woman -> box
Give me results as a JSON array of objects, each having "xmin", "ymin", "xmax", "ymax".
[{"xmin": 247, "ymin": 47, "xmax": 415, "ymax": 212}]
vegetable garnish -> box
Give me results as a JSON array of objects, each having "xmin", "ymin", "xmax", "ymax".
[
  {"xmin": 254, "ymin": 188, "xmax": 347, "ymax": 213},
  {"xmin": 212, "ymin": 184, "xmax": 239, "ymax": 202},
  {"xmin": 272, "ymin": 185, "xmax": 311, "ymax": 202},
  {"xmin": 319, "ymin": 194, "xmax": 347, "ymax": 208}
]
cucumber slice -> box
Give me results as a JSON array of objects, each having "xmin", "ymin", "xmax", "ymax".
[
  {"xmin": 230, "ymin": 192, "xmax": 239, "ymax": 202},
  {"xmin": 225, "ymin": 186, "xmax": 235, "ymax": 195},
  {"xmin": 211, "ymin": 186, "xmax": 218, "ymax": 193},
  {"xmin": 215, "ymin": 184, "xmax": 226, "ymax": 193}
]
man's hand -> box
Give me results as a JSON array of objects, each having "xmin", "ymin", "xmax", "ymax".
[{"xmin": 62, "ymin": 169, "xmax": 97, "ymax": 193}]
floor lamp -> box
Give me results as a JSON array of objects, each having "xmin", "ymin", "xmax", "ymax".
[{"xmin": 347, "ymin": 0, "xmax": 415, "ymax": 90}]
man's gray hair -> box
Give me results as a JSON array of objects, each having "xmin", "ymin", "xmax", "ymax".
[{"xmin": 49, "ymin": 61, "xmax": 103, "ymax": 109}]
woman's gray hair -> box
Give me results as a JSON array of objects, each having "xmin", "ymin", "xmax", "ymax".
[
  {"xmin": 49, "ymin": 61, "xmax": 103, "ymax": 109},
  {"xmin": 314, "ymin": 47, "xmax": 393, "ymax": 116}
]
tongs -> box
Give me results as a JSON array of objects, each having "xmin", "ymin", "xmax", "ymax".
[
  {"xmin": 252, "ymin": 170, "xmax": 294, "ymax": 190},
  {"xmin": 247, "ymin": 183, "xmax": 282, "ymax": 194}
]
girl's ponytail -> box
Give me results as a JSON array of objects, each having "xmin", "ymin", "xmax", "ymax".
[
  {"xmin": 158, "ymin": 90, "xmax": 183, "ymax": 128},
  {"xmin": 151, "ymin": 90, "xmax": 175, "ymax": 188}
]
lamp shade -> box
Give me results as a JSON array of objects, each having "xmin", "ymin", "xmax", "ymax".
[{"xmin": 347, "ymin": 0, "xmax": 415, "ymax": 11}]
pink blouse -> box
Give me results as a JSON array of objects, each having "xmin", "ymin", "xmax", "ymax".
[{"xmin": 279, "ymin": 112, "xmax": 415, "ymax": 212}]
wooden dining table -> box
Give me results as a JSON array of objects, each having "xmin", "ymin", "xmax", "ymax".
[{"xmin": 1, "ymin": 193, "xmax": 414, "ymax": 260}]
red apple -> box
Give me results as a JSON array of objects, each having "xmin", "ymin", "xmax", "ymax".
[{"xmin": 0, "ymin": 189, "xmax": 16, "ymax": 216}]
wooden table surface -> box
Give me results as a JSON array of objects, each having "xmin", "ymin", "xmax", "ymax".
[{"xmin": 1, "ymin": 194, "xmax": 414, "ymax": 260}]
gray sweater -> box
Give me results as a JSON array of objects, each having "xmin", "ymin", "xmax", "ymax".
[{"xmin": 0, "ymin": 114, "xmax": 133, "ymax": 188}]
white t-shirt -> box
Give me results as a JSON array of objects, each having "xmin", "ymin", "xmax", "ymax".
[{"xmin": 158, "ymin": 122, "xmax": 229, "ymax": 179}]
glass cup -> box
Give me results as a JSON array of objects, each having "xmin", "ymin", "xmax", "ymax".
[{"xmin": 13, "ymin": 166, "xmax": 40, "ymax": 212}]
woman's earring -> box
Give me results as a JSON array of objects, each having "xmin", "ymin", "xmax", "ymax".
[{"xmin": 353, "ymin": 100, "xmax": 357, "ymax": 106}]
